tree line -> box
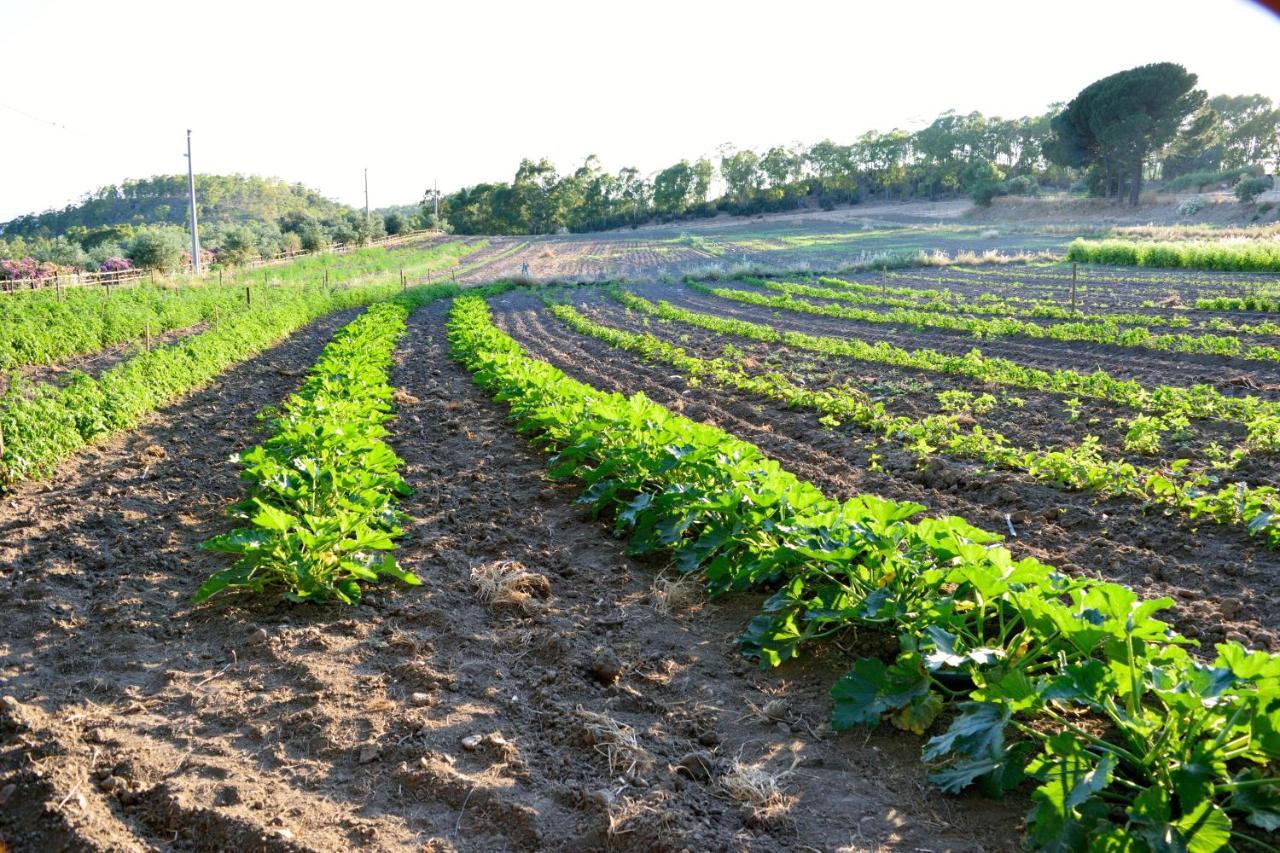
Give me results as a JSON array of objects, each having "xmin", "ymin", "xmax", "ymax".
[{"xmin": 426, "ymin": 63, "xmax": 1278, "ymax": 234}]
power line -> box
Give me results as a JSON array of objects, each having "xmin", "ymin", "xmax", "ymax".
[{"xmin": 0, "ymin": 101, "xmax": 88, "ymax": 136}]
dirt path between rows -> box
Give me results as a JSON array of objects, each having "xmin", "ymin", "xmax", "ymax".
[{"xmin": 0, "ymin": 300, "xmax": 1021, "ymax": 851}]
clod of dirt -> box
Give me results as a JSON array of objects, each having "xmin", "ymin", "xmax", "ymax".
[
  {"xmin": 675, "ymin": 751, "xmax": 717, "ymax": 782},
  {"xmin": 461, "ymin": 734, "xmax": 484, "ymax": 751},
  {"xmin": 409, "ymin": 692, "xmax": 433, "ymax": 707},
  {"xmin": 0, "ymin": 783, "xmax": 15, "ymax": 806},
  {"xmin": 140, "ymin": 443, "xmax": 167, "ymax": 461},
  {"xmin": 358, "ymin": 744, "xmax": 380, "ymax": 764},
  {"xmin": 588, "ymin": 649, "xmax": 623, "ymax": 684},
  {"xmin": 393, "ymin": 389, "xmax": 420, "ymax": 406}
]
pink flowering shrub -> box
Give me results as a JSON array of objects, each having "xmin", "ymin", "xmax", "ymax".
[
  {"xmin": 0, "ymin": 257, "xmax": 61, "ymax": 281},
  {"xmin": 99, "ymin": 257, "xmax": 133, "ymax": 273}
]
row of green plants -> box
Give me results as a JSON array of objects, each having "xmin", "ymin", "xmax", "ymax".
[
  {"xmin": 885, "ymin": 267, "xmax": 1280, "ymax": 311},
  {"xmin": 1198, "ymin": 295, "xmax": 1280, "ymax": 313},
  {"xmin": 700, "ymin": 280, "xmax": 1280, "ymax": 365},
  {"xmin": 550, "ymin": 298, "xmax": 1280, "ymax": 548},
  {"xmin": 449, "ymin": 293, "xmax": 1280, "ymax": 852},
  {"xmin": 193, "ymin": 290, "xmax": 452, "ymax": 604},
  {"xmin": 1066, "ymin": 238, "xmax": 1280, "ymax": 273},
  {"xmin": 0, "ymin": 239, "xmax": 482, "ymax": 372},
  {"xmin": 615, "ymin": 292, "xmax": 1280, "ymax": 434},
  {"xmin": 0, "ymin": 280, "xmax": 460, "ymax": 486},
  {"xmin": 756, "ymin": 278, "xmax": 1280, "ymax": 336},
  {"xmin": 915, "ymin": 264, "xmax": 1280, "ymax": 291},
  {"xmin": 871, "ymin": 272, "xmax": 1280, "ymax": 318}
]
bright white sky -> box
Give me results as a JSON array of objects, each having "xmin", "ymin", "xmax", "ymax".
[{"xmin": 1, "ymin": 0, "xmax": 1278, "ymax": 222}]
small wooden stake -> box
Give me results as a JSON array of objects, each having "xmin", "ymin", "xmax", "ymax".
[
  {"xmin": 144, "ymin": 321, "xmax": 151, "ymax": 352},
  {"xmin": 245, "ymin": 285, "xmax": 252, "ymax": 307}
]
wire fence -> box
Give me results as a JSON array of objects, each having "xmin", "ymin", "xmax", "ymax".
[{"xmin": 0, "ymin": 229, "xmax": 444, "ymax": 296}]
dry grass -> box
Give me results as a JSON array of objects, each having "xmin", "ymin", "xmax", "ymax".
[
  {"xmin": 469, "ymin": 560, "xmax": 550, "ymax": 614},
  {"xmin": 573, "ymin": 707, "xmax": 650, "ymax": 776},
  {"xmin": 650, "ymin": 572, "xmax": 703, "ymax": 615},
  {"xmin": 719, "ymin": 756, "xmax": 799, "ymax": 815}
]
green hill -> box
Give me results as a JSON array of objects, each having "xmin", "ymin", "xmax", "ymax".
[{"xmin": 0, "ymin": 174, "xmax": 355, "ymax": 241}]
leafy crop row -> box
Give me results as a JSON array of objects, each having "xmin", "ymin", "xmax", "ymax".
[
  {"xmin": 552, "ymin": 299, "xmax": 1280, "ymax": 547},
  {"xmin": 0, "ymin": 281, "xmax": 457, "ymax": 486},
  {"xmin": 1198, "ymin": 295, "xmax": 1280, "ymax": 313},
  {"xmin": 194, "ymin": 288, "xmax": 451, "ymax": 604},
  {"xmin": 0, "ymin": 240, "xmax": 481, "ymax": 372},
  {"xmin": 777, "ymin": 277, "xmax": 1280, "ymax": 339},
  {"xmin": 898, "ymin": 264, "xmax": 1280, "ymax": 292},
  {"xmin": 450, "ymin": 293, "xmax": 1280, "ymax": 851},
  {"xmin": 701, "ymin": 280, "xmax": 1280, "ymax": 365},
  {"xmin": 615, "ymin": 291, "xmax": 1280, "ymax": 432},
  {"xmin": 1067, "ymin": 238, "xmax": 1280, "ymax": 273},
  {"xmin": 761, "ymin": 278, "xmax": 1201, "ymax": 329}
]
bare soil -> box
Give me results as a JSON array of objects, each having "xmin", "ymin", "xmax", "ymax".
[{"xmin": 0, "ymin": 301, "xmax": 1022, "ymax": 851}]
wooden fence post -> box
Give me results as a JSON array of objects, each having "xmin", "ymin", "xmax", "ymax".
[{"xmin": 245, "ymin": 285, "xmax": 252, "ymax": 307}]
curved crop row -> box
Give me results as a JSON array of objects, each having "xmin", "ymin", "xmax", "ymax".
[
  {"xmin": 194, "ymin": 289, "xmax": 450, "ymax": 604},
  {"xmin": 450, "ymin": 293, "xmax": 1280, "ymax": 852},
  {"xmin": 552, "ymin": 300, "xmax": 1280, "ymax": 548},
  {"xmin": 783, "ymin": 277, "xmax": 1280, "ymax": 338},
  {"xmin": 614, "ymin": 291, "xmax": 1280, "ymax": 436},
  {"xmin": 700, "ymin": 280, "xmax": 1280, "ymax": 364}
]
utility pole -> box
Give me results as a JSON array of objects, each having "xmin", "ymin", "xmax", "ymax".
[
  {"xmin": 185, "ymin": 129, "xmax": 201, "ymax": 275},
  {"xmin": 364, "ymin": 168, "xmax": 370, "ymax": 222},
  {"xmin": 433, "ymin": 177, "xmax": 439, "ymax": 226}
]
